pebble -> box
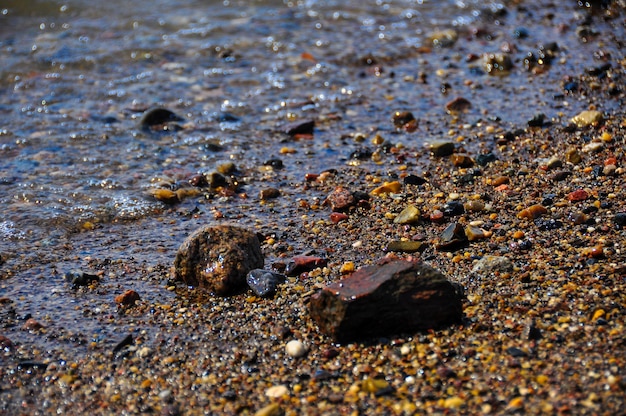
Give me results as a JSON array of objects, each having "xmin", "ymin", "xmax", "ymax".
[
  {"xmin": 285, "ymin": 340, "xmax": 307, "ymax": 358},
  {"xmin": 265, "ymin": 384, "xmax": 289, "ymax": 398},
  {"xmin": 471, "ymin": 255, "xmax": 514, "ymax": 276},
  {"xmin": 517, "ymin": 204, "xmax": 548, "ymax": 219},
  {"xmin": 428, "ymin": 141, "xmax": 455, "ymax": 157},
  {"xmin": 246, "ymin": 269, "xmax": 286, "ymax": 298},
  {"xmin": 571, "ymin": 110, "xmax": 603, "ymax": 128},
  {"xmin": 65, "ymin": 270, "xmax": 99, "ymax": 288},
  {"xmin": 393, "ymin": 205, "xmax": 420, "ymax": 224},
  {"xmin": 451, "ymin": 154, "xmax": 474, "ymax": 168},
  {"xmin": 140, "ymin": 107, "xmax": 184, "ymax": 131},
  {"xmin": 371, "ymin": 181, "xmax": 402, "ymax": 195},
  {"xmin": 259, "ymin": 188, "xmax": 280, "ymax": 200},
  {"xmin": 386, "ymin": 240, "xmax": 425, "ymax": 253},
  {"xmin": 445, "ymin": 97, "xmax": 472, "ymax": 114},
  {"xmin": 285, "ymin": 254, "xmax": 327, "ymax": 276},
  {"xmin": 115, "ymin": 290, "xmax": 141, "ymax": 307}
]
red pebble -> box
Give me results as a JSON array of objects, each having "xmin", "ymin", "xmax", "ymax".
[
  {"xmin": 568, "ymin": 189, "xmax": 589, "ymax": 202},
  {"xmin": 330, "ymin": 212, "xmax": 348, "ymax": 224}
]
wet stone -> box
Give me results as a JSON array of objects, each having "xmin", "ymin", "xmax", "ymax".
[
  {"xmin": 284, "ymin": 119, "xmax": 315, "ymax": 136},
  {"xmin": 115, "ymin": 290, "xmax": 141, "ymax": 307},
  {"xmin": 392, "ymin": 111, "xmax": 415, "ymax": 128},
  {"xmin": 445, "ymin": 97, "xmax": 472, "ymax": 114},
  {"xmin": 443, "ymin": 201, "xmax": 465, "ymax": 217},
  {"xmin": 259, "ymin": 188, "xmax": 280, "ymax": 200},
  {"xmin": 571, "ymin": 110, "xmax": 603, "ymax": 128},
  {"xmin": 436, "ymin": 223, "xmax": 468, "ymax": 251},
  {"xmin": 403, "ymin": 174, "xmax": 427, "ymax": 185},
  {"xmin": 308, "ymin": 260, "xmax": 464, "ymax": 342},
  {"xmin": 394, "ymin": 205, "xmax": 421, "ymax": 224},
  {"xmin": 65, "ymin": 270, "xmax": 99, "ymax": 288},
  {"xmin": 140, "ymin": 107, "xmax": 184, "ymax": 131},
  {"xmin": 451, "ymin": 154, "xmax": 474, "ymax": 168},
  {"xmin": 172, "ymin": 225, "xmax": 264, "ymax": 296},
  {"xmin": 428, "ymin": 141, "xmax": 455, "ymax": 157},
  {"xmin": 476, "ymin": 153, "xmax": 497, "ymax": 166},
  {"xmin": 285, "ymin": 255, "xmax": 328, "ymax": 276},
  {"xmin": 246, "ymin": 269, "xmax": 286, "ymax": 298}
]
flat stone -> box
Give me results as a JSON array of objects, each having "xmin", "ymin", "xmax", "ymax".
[
  {"xmin": 428, "ymin": 141, "xmax": 455, "ymax": 157},
  {"xmin": 308, "ymin": 260, "xmax": 464, "ymax": 342},
  {"xmin": 394, "ymin": 205, "xmax": 420, "ymax": 224},
  {"xmin": 172, "ymin": 225, "xmax": 264, "ymax": 296},
  {"xmin": 471, "ymin": 255, "xmax": 514, "ymax": 276}
]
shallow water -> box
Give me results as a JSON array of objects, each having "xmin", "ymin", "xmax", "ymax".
[{"xmin": 0, "ymin": 0, "xmax": 622, "ymax": 350}]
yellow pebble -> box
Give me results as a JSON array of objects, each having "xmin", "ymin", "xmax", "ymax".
[
  {"xmin": 254, "ymin": 403, "xmax": 281, "ymax": 416},
  {"xmin": 536, "ymin": 375, "xmax": 548, "ymax": 385},
  {"xmin": 340, "ymin": 261, "xmax": 355, "ymax": 274},
  {"xmin": 592, "ymin": 309, "xmax": 605, "ymax": 321},
  {"xmin": 507, "ymin": 397, "xmax": 524, "ymax": 409},
  {"xmin": 443, "ymin": 396, "xmax": 464, "ymax": 409},
  {"xmin": 513, "ymin": 230, "xmax": 525, "ymax": 239}
]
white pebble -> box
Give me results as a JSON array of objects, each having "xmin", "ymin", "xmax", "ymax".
[
  {"xmin": 285, "ymin": 340, "xmax": 307, "ymax": 358},
  {"xmin": 265, "ymin": 384, "xmax": 289, "ymax": 398}
]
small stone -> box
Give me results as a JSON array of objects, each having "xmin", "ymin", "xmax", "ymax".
[
  {"xmin": 428, "ymin": 141, "xmax": 455, "ymax": 157},
  {"xmin": 471, "ymin": 255, "xmax": 514, "ymax": 276},
  {"xmin": 483, "ymin": 52, "xmax": 513, "ymax": 74},
  {"xmin": 445, "ymin": 97, "xmax": 471, "ymax": 114},
  {"xmin": 259, "ymin": 188, "xmax": 280, "ymax": 200},
  {"xmin": 517, "ymin": 204, "xmax": 548, "ymax": 219},
  {"xmin": 65, "ymin": 270, "xmax": 99, "ymax": 288},
  {"xmin": 371, "ymin": 181, "xmax": 402, "ymax": 196},
  {"xmin": 465, "ymin": 225, "xmax": 488, "ymax": 241},
  {"xmin": 566, "ymin": 148, "xmax": 582, "ymax": 164},
  {"xmin": 150, "ymin": 189, "xmax": 180, "ymax": 204},
  {"xmin": 571, "ymin": 110, "xmax": 603, "ymax": 128},
  {"xmin": 140, "ymin": 107, "xmax": 184, "ymax": 131},
  {"xmin": 614, "ymin": 213, "xmax": 626, "ymax": 229},
  {"xmin": 582, "ymin": 142, "xmax": 604, "ymax": 153},
  {"xmin": 324, "ymin": 187, "xmax": 356, "ymax": 211},
  {"xmin": 386, "ymin": 241, "xmax": 425, "ymax": 253},
  {"xmin": 284, "ymin": 119, "xmax": 315, "ymax": 136},
  {"xmin": 491, "ymin": 176, "xmax": 510, "ymax": 186},
  {"xmin": 403, "ymin": 175, "xmax": 427, "ymax": 185},
  {"xmin": 464, "ymin": 200, "xmax": 485, "ymax": 212},
  {"xmin": 285, "ymin": 255, "xmax": 327, "ymax": 276},
  {"xmin": 568, "ymin": 189, "xmax": 589, "ymax": 202},
  {"xmin": 22, "ymin": 318, "xmax": 44, "ymax": 331},
  {"xmin": 551, "ymin": 170, "xmax": 572, "ymax": 181},
  {"xmin": 394, "ymin": 205, "xmax": 420, "ymax": 224},
  {"xmin": 330, "ymin": 212, "xmax": 349, "ymax": 223},
  {"xmin": 392, "ymin": 111, "xmax": 415, "ymax": 127},
  {"xmin": 265, "ymin": 384, "xmax": 289, "ymax": 398},
  {"xmin": 451, "ymin": 154, "xmax": 474, "ymax": 168},
  {"xmin": 527, "ymin": 113, "xmax": 546, "ymax": 127},
  {"xmin": 435, "ymin": 223, "xmax": 468, "ymax": 252},
  {"xmin": 172, "ymin": 225, "xmax": 264, "ymax": 296},
  {"xmin": 246, "ymin": 269, "xmax": 286, "ymax": 298},
  {"xmin": 115, "ymin": 290, "xmax": 140, "ymax": 307},
  {"xmin": 0, "ymin": 335, "xmax": 14, "ymax": 350},
  {"xmin": 255, "ymin": 403, "xmax": 282, "ymax": 416},
  {"xmin": 546, "ymin": 157, "xmax": 563, "ymax": 170},
  {"xmin": 308, "ymin": 260, "xmax": 464, "ymax": 342},
  {"xmin": 285, "ymin": 340, "xmax": 307, "ymax": 358}
]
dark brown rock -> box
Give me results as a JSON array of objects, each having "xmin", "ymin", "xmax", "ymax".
[
  {"xmin": 435, "ymin": 222, "xmax": 468, "ymax": 251},
  {"xmin": 284, "ymin": 119, "xmax": 315, "ymax": 136},
  {"xmin": 172, "ymin": 225, "xmax": 264, "ymax": 296},
  {"xmin": 308, "ymin": 260, "xmax": 464, "ymax": 342}
]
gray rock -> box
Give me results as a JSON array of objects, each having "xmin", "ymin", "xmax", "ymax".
[
  {"xmin": 246, "ymin": 269, "xmax": 286, "ymax": 298},
  {"xmin": 471, "ymin": 255, "xmax": 514, "ymax": 276}
]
